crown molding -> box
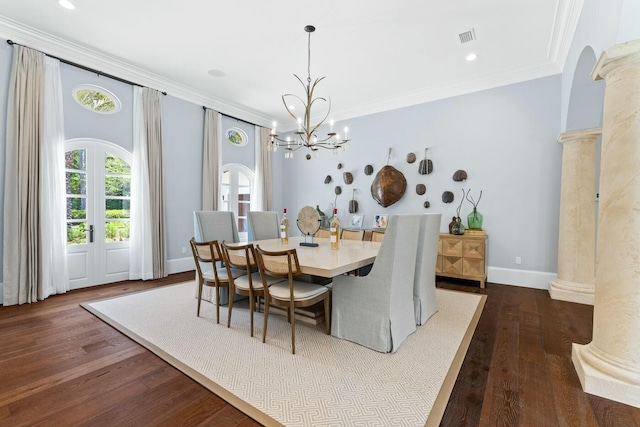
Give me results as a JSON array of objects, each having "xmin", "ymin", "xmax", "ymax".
[
  {"xmin": 548, "ymin": 0, "xmax": 585, "ymax": 69},
  {"xmin": 0, "ymin": 15, "xmax": 273, "ymax": 128}
]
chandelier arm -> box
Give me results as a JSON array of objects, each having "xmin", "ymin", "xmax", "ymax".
[
  {"xmin": 282, "ymin": 94, "xmax": 306, "ymax": 121},
  {"xmin": 308, "ymin": 97, "xmax": 331, "ymax": 136}
]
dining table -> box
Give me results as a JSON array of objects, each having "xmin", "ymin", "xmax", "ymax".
[{"xmin": 230, "ymin": 236, "xmax": 381, "ymax": 278}]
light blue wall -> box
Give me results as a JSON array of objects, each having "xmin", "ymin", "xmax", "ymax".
[
  {"xmin": 277, "ymin": 75, "xmax": 563, "ymax": 274},
  {"xmin": 220, "ymin": 115, "xmax": 255, "ymax": 169},
  {"xmin": 161, "ymin": 96, "xmax": 204, "ymax": 260},
  {"xmin": 60, "ymin": 62, "xmax": 134, "ymax": 152}
]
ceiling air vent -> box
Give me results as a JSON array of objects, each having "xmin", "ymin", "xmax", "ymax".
[{"xmin": 458, "ymin": 28, "xmax": 476, "ymax": 44}]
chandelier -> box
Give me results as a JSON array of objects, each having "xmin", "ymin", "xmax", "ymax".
[{"xmin": 269, "ymin": 25, "xmax": 350, "ymax": 160}]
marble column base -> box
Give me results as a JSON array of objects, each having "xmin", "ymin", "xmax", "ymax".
[
  {"xmin": 549, "ymin": 278, "xmax": 594, "ymax": 305},
  {"xmin": 572, "ymin": 343, "xmax": 640, "ymax": 408}
]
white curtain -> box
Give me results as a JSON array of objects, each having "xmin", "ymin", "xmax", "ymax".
[
  {"xmin": 202, "ymin": 108, "xmax": 221, "ymax": 210},
  {"xmin": 40, "ymin": 56, "xmax": 69, "ymax": 299},
  {"xmin": 129, "ymin": 86, "xmax": 154, "ymax": 280},
  {"xmin": 254, "ymin": 126, "xmax": 273, "ymax": 211},
  {"xmin": 3, "ymin": 46, "xmax": 44, "ymax": 305}
]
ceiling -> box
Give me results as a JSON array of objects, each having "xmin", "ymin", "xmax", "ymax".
[{"xmin": 0, "ymin": 0, "xmax": 582, "ymax": 129}]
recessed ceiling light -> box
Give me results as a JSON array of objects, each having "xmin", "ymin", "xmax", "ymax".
[
  {"xmin": 58, "ymin": 0, "xmax": 75, "ymax": 10},
  {"xmin": 207, "ymin": 69, "xmax": 225, "ymax": 77},
  {"xmin": 466, "ymin": 53, "xmax": 478, "ymax": 62}
]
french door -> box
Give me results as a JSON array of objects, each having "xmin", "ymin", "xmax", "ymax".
[{"xmin": 65, "ymin": 140, "xmax": 132, "ymax": 289}]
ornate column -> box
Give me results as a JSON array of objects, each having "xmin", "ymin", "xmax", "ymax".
[
  {"xmin": 572, "ymin": 39, "xmax": 640, "ymax": 408},
  {"xmin": 549, "ymin": 128, "xmax": 600, "ymax": 305}
]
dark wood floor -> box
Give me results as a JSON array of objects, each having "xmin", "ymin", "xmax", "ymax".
[{"xmin": 0, "ymin": 273, "xmax": 638, "ymax": 426}]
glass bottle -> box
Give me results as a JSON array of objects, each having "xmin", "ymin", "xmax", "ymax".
[
  {"xmin": 467, "ymin": 207, "xmax": 483, "ymax": 229},
  {"xmin": 330, "ymin": 208, "xmax": 341, "ymax": 250},
  {"xmin": 280, "ymin": 208, "xmax": 289, "ymax": 244}
]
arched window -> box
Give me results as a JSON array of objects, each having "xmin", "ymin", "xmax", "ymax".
[{"xmin": 221, "ymin": 163, "xmax": 255, "ymax": 241}]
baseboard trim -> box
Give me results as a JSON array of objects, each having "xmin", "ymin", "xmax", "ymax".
[
  {"xmin": 167, "ymin": 257, "xmax": 195, "ymax": 275},
  {"xmin": 487, "ymin": 267, "xmax": 555, "ymax": 290},
  {"xmin": 0, "ymin": 282, "xmax": 3, "ymax": 305}
]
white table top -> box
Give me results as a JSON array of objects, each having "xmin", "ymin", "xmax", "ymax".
[{"xmin": 245, "ymin": 236, "xmax": 381, "ymax": 278}]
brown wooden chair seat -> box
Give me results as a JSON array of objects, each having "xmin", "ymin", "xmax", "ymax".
[{"xmin": 255, "ymin": 246, "xmax": 330, "ymax": 354}]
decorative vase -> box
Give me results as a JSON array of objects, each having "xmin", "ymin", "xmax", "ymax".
[
  {"xmin": 452, "ymin": 217, "xmax": 465, "ymax": 235},
  {"xmin": 448, "ymin": 216, "xmax": 457, "ymax": 234},
  {"xmin": 467, "ymin": 207, "xmax": 483, "ymax": 229}
]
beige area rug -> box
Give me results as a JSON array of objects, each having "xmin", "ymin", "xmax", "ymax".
[{"xmin": 82, "ymin": 282, "xmax": 485, "ymax": 427}]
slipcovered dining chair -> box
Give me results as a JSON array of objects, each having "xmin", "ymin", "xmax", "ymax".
[
  {"xmin": 189, "ymin": 238, "xmax": 247, "ymax": 324},
  {"xmin": 331, "ymin": 214, "xmax": 420, "ymax": 353},
  {"xmin": 255, "ymin": 246, "xmax": 331, "ymax": 354},
  {"xmin": 193, "ymin": 211, "xmax": 241, "ymax": 305},
  {"xmin": 414, "ymin": 213, "xmax": 442, "ymax": 325},
  {"xmin": 220, "ymin": 241, "xmax": 286, "ymax": 337},
  {"xmin": 247, "ymin": 211, "xmax": 280, "ymax": 241}
]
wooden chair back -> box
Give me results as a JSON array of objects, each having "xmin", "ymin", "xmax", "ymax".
[
  {"xmin": 371, "ymin": 230, "xmax": 385, "ymax": 242},
  {"xmin": 220, "ymin": 241, "xmax": 256, "ymax": 272},
  {"xmin": 314, "ymin": 228, "xmax": 331, "ymax": 238},
  {"xmin": 341, "ymin": 229, "xmax": 365, "ymax": 240},
  {"xmin": 189, "ymin": 238, "xmax": 222, "ymax": 277},
  {"xmin": 255, "ymin": 246, "xmax": 302, "ymax": 279}
]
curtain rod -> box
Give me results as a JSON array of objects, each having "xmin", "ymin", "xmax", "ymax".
[
  {"xmin": 201, "ymin": 106, "xmax": 259, "ymax": 128},
  {"xmin": 6, "ymin": 39, "xmax": 167, "ymax": 95}
]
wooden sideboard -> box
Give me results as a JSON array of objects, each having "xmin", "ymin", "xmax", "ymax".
[{"xmin": 436, "ymin": 232, "xmax": 488, "ymax": 288}]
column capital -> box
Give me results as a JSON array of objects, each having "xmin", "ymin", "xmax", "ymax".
[
  {"xmin": 557, "ymin": 128, "xmax": 602, "ymax": 144},
  {"xmin": 592, "ymin": 39, "xmax": 640, "ymax": 81}
]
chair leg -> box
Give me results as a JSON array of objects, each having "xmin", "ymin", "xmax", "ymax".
[
  {"xmin": 290, "ymin": 301, "xmax": 296, "ymax": 355},
  {"xmin": 249, "ymin": 293, "xmax": 255, "ymax": 337},
  {"xmin": 215, "ymin": 285, "xmax": 220, "ymax": 324},
  {"xmin": 197, "ymin": 280, "xmax": 203, "ymax": 317},
  {"xmin": 324, "ymin": 296, "xmax": 331, "ymax": 335},
  {"xmin": 262, "ymin": 299, "xmax": 270, "ymax": 344},
  {"xmin": 227, "ymin": 285, "xmax": 234, "ymax": 328}
]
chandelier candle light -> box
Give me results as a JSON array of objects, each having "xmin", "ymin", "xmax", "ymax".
[{"xmin": 269, "ymin": 25, "xmax": 351, "ymax": 160}]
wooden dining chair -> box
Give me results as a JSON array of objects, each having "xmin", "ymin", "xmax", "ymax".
[
  {"xmin": 189, "ymin": 238, "xmax": 247, "ymax": 324},
  {"xmin": 314, "ymin": 228, "xmax": 331, "ymax": 238},
  {"xmin": 220, "ymin": 241, "xmax": 286, "ymax": 336},
  {"xmin": 341, "ymin": 229, "xmax": 365, "ymax": 240},
  {"xmin": 371, "ymin": 229, "xmax": 385, "ymax": 242},
  {"xmin": 255, "ymin": 246, "xmax": 331, "ymax": 354}
]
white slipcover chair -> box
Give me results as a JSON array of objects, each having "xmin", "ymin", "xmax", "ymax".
[
  {"xmin": 331, "ymin": 214, "xmax": 420, "ymax": 353},
  {"xmin": 193, "ymin": 211, "xmax": 241, "ymax": 305},
  {"xmin": 247, "ymin": 211, "xmax": 280, "ymax": 241},
  {"xmin": 414, "ymin": 213, "xmax": 442, "ymax": 325}
]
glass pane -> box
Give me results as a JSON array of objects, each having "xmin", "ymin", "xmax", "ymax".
[
  {"xmin": 67, "ymin": 197, "xmax": 87, "ymax": 220},
  {"xmin": 67, "ymin": 222, "xmax": 86, "ymax": 245},
  {"xmin": 105, "ymin": 176, "xmax": 131, "ymax": 197},
  {"xmin": 238, "ymin": 218, "xmax": 247, "ymax": 233},
  {"xmin": 221, "ymin": 170, "xmax": 230, "ymax": 185},
  {"xmin": 66, "ymin": 172, "xmax": 86, "ymax": 195},
  {"xmin": 105, "ymin": 199, "xmax": 131, "ymax": 218},
  {"xmin": 105, "ymin": 153, "xmax": 131, "ymax": 175},
  {"xmin": 238, "ymin": 171, "xmax": 250, "ymax": 186},
  {"xmin": 105, "ymin": 220, "xmax": 130, "ymax": 242},
  {"xmin": 75, "ymin": 88, "xmax": 117, "ymax": 112},
  {"xmin": 65, "ymin": 149, "xmax": 86, "ymax": 171}
]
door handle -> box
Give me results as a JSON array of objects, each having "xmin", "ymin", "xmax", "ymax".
[{"xmin": 88, "ymin": 225, "xmax": 94, "ymax": 243}]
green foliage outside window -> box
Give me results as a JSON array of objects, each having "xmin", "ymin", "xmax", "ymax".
[{"xmin": 76, "ymin": 89, "xmax": 117, "ymax": 112}]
